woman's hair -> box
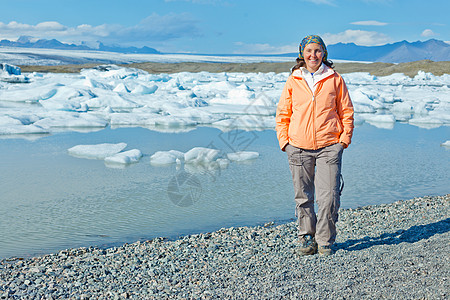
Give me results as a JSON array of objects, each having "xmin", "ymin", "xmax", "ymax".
[{"xmin": 291, "ymin": 57, "xmax": 334, "ymax": 73}]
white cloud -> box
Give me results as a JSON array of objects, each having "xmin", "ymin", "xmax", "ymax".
[
  {"xmin": 233, "ymin": 42, "xmax": 297, "ymax": 54},
  {"xmin": 421, "ymin": 29, "xmax": 438, "ymax": 37},
  {"xmin": 0, "ymin": 13, "xmax": 200, "ymax": 46},
  {"xmin": 322, "ymin": 30, "xmax": 390, "ymax": 46},
  {"xmin": 35, "ymin": 21, "xmax": 66, "ymax": 31},
  {"xmin": 351, "ymin": 20, "xmax": 388, "ymax": 26}
]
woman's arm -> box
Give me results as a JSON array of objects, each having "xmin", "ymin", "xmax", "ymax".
[
  {"xmin": 276, "ymin": 78, "xmax": 293, "ymax": 151},
  {"xmin": 336, "ymin": 77, "xmax": 354, "ymax": 148}
]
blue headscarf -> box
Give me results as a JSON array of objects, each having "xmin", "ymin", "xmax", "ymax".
[{"xmin": 299, "ymin": 35, "xmax": 328, "ymax": 62}]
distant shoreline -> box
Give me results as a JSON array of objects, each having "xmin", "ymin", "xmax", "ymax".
[{"xmin": 18, "ymin": 60, "xmax": 450, "ymax": 77}]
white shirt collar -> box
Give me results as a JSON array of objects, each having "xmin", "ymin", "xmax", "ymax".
[{"xmin": 300, "ymin": 62, "xmax": 325, "ymax": 77}]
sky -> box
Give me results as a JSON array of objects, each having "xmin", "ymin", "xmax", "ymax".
[{"xmin": 0, "ymin": 0, "xmax": 448, "ymax": 54}]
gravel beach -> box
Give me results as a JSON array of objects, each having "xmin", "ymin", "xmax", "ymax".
[{"xmin": 1, "ymin": 194, "xmax": 449, "ymax": 299}]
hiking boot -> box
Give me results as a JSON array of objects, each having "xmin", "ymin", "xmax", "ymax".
[
  {"xmin": 318, "ymin": 245, "xmax": 333, "ymax": 256},
  {"xmin": 298, "ymin": 234, "xmax": 317, "ymax": 256}
]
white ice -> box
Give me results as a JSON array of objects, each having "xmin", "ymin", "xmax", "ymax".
[
  {"xmin": 441, "ymin": 140, "xmax": 450, "ymax": 148},
  {"xmin": 149, "ymin": 147, "xmax": 260, "ymax": 171},
  {"xmin": 150, "ymin": 150, "xmax": 185, "ymax": 166},
  {"xmin": 67, "ymin": 143, "xmax": 127, "ymax": 159},
  {"xmin": 104, "ymin": 149, "xmax": 143, "ymax": 164},
  {"xmin": 184, "ymin": 147, "xmax": 220, "ymax": 164},
  {"xmin": 1, "ymin": 63, "xmax": 449, "ymax": 138},
  {"xmin": 0, "ymin": 63, "xmax": 29, "ymax": 83},
  {"xmin": 227, "ymin": 151, "xmax": 260, "ymax": 162}
]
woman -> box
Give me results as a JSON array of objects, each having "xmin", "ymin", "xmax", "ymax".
[{"xmin": 276, "ymin": 35, "xmax": 354, "ymax": 256}]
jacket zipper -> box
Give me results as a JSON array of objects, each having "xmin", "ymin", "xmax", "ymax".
[{"xmin": 312, "ymin": 93, "xmax": 317, "ymax": 149}]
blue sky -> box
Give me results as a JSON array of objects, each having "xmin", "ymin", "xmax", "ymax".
[{"xmin": 0, "ymin": 0, "xmax": 448, "ymax": 54}]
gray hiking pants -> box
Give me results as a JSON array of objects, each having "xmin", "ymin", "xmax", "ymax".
[{"xmin": 285, "ymin": 142, "xmax": 343, "ymax": 246}]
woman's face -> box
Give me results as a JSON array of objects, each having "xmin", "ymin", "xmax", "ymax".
[{"xmin": 303, "ymin": 43, "xmax": 324, "ymax": 73}]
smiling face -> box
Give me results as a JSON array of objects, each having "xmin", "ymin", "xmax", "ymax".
[{"xmin": 303, "ymin": 43, "xmax": 324, "ymax": 73}]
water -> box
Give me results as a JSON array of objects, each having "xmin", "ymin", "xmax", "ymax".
[{"xmin": 0, "ymin": 123, "xmax": 449, "ymax": 259}]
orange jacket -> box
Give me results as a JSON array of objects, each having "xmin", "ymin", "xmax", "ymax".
[{"xmin": 276, "ymin": 68, "xmax": 354, "ymax": 151}]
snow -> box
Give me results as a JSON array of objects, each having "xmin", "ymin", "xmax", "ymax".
[
  {"xmin": 67, "ymin": 143, "xmax": 127, "ymax": 159},
  {"xmin": 0, "ymin": 63, "xmax": 449, "ymax": 137}
]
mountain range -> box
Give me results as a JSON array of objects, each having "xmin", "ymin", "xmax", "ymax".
[
  {"xmin": 327, "ymin": 39, "xmax": 450, "ymax": 63},
  {"xmin": 0, "ymin": 36, "xmax": 160, "ymax": 54},
  {"xmin": 1, "ymin": 37, "xmax": 449, "ymax": 63}
]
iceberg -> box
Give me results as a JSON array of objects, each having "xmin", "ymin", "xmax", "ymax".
[
  {"xmin": 184, "ymin": 147, "xmax": 220, "ymax": 164},
  {"xmin": 0, "ymin": 63, "xmax": 29, "ymax": 83},
  {"xmin": 227, "ymin": 151, "xmax": 259, "ymax": 162},
  {"xmin": 104, "ymin": 149, "xmax": 143, "ymax": 164},
  {"xmin": 150, "ymin": 150, "xmax": 184, "ymax": 166},
  {"xmin": 68, "ymin": 143, "xmax": 127, "ymax": 159},
  {"xmin": 0, "ymin": 65, "xmax": 449, "ymax": 139}
]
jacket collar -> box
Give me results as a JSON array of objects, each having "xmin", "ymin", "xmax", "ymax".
[{"xmin": 292, "ymin": 63, "xmax": 335, "ymax": 83}]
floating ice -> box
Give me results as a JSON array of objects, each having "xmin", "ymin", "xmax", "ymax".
[
  {"xmin": 150, "ymin": 147, "xmax": 234, "ymax": 171},
  {"xmin": 68, "ymin": 143, "xmax": 127, "ymax": 159},
  {"xmin": 150, "ymin": 150, "xmax": 185, "ymax": 165},
  {"xmin": 227, "ymin": 151, "xmax": 260, "ymax": 162},
  {"xmin": 34, "ymin": 112, "xmax": 108, "ymax": 130},
  {"xmin": 104, "ymin": 149, "xmax": 142, "ymax": 164},
  {"xmin": 0, "ymin": 64, "xmax": 449, "ymax": 139},
  {"xmin": 441, "ymin": 141, "xmax": 450, "ymax": 148},
  {"xmin": 184, "ymin": 147, "xmax": 220, "ymax": 164},
  {"xmin": 0, "ymin": 63, "xmax": 29, "ymax": 83}
]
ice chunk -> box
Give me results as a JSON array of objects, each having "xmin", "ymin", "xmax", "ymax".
[
  {"xmin": 68, "ymin": 143, "xmax": 127, "ymax": 159},
  {"xmin": 113, "ymin": 83, "xmax": 130, "ymax": 93},
  {"xmin": 184, "ymin": 147, "xmax": 220, "ymax": 164},
  {"xmin": 441, "ymin": 141, "xmax": 450, "ymax": 148},
  {"xmin": 104, "ymin": 149, "xmax": 142, "ymax": 164},
  {"xmin": 361, "ymin": 114, "xmax": 395, "ymax": 129},
  {"xmin": 212, "ymin": 115, "xmax": 275, "ymax": 131},
  {"xmin": 227, "ymin": 151, "xmax": 259, "ymax": 162},
  {"xmin": 391, "ymin": 102, "xmax": 413, "ymax": 113},
  {"xmin": 150, "ymin": 150, "xmax": 185, "ymax": 165},
  {"xmin": 409, "ymin": 116, "xmax": 444, "ymax": 128},
  {"xmin": 0, "ymin": 124, "xmax": 48, "ymax": 135},
  {"xmin": 83, "ymin": 92, "xmax": 139, "ymax": 109},
  {"xmin": 0, "ymin": 63, "xmax": 21, "ymax": 75},
  {"xmin": 34, "ymin": 112, "xmax": 107, "ymax": 129},
  {"xmin": 0, "ymin": 85, "xmax": 57, "ymax": 102},
  {"xmin": 0, "ymin": 63, "xmax": 29, "ymax": 83},
  {"xmin": 0, "ymin": 115, "xmax": 48, "ymax": 135},
  {"xmin": 131, "ymin": 84, "xmax": 158, "ymax": 94},
  {"xmin": 216, "ymin": 158, "xmax": 230, "ymax": 169}
]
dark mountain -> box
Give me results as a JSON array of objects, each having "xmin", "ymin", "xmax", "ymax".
[
  {"xmin": 281, "ymin": 39, "xmax": 450, "ymax": 63},
  {"xmin": 328, "ymin": 39, "xmax": 450, "ymax": 63},
  {"xmin": 0, "ymin": 36, "xmax": 160, "ymax": 54},
  {"xmin": 97, "ymin": 42, "xmax": 160, "ymax": 54}
]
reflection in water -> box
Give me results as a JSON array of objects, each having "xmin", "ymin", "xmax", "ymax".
[{"xmin": 0, "ymin": 123, "xmax": 449, "ymax": 259}]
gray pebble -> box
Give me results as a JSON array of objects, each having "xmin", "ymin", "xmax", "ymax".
[{"xmin": 0, "ymin": 194, "xmax": 448, "ymax": 299}]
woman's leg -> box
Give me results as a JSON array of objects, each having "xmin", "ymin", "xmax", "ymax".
[
  {"xmin": 314, "ymin": 143, "xmax": 343, "ymax": 246},
  {"xmin": 286, "ymin": 144, "xmax": 316, "ymax": 237}
]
